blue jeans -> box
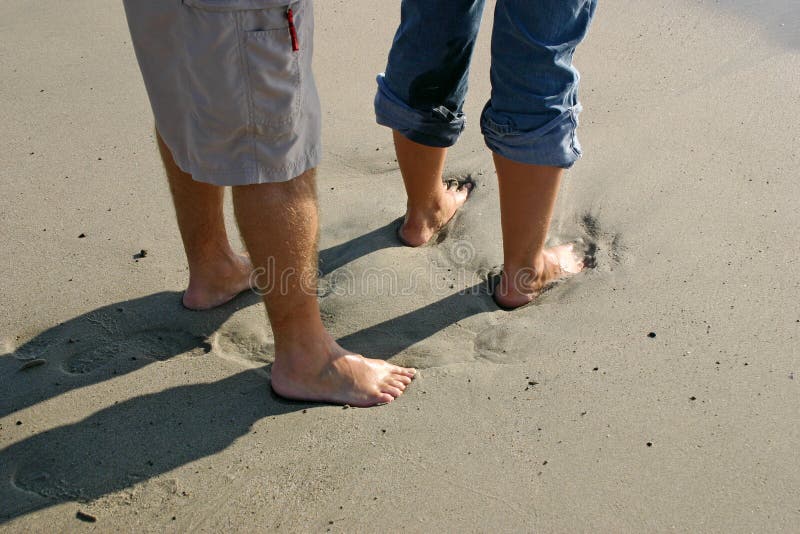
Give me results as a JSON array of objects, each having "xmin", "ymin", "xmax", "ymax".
[{"xmin": 374, "ymin": 0, "xmax": 597, "ymax": 168}]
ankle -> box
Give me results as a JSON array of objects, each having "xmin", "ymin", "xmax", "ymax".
[
  {"xmin": 189, "ymin": 249, "xmax": 246, "ymax": 280},
  {"xmin": 407, "ymin": 198, "xmax": 449, "ymax": 223},
  {"xmin": 272, "ymin": 327, "xmax": 338, "ymax": 373},
  {"xmin": 270, "ymin": 308, "xmax": 328, "ymax": 344},
  {"xmin": 503, "ymin": 256, "xmax": 546, "ymax": 294},
  {"xmin": 408, "ymin": 186, "xmax": 451, "ymax": 211}
]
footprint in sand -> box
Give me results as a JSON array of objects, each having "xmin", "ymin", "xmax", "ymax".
[
  {"xmin": 65, "ymin": 329, "xmax": 211, "ymax": 374},
  {"xmin": 213, "ymin": 322, "xmax": 274, "ymax": 366},
  {"xmin": 574, "ymin": 212, "xmax": 626, "ymax": 271}
]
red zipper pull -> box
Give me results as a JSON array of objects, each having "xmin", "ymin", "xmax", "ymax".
[{"xmin": 286, "ymin": 8, "xmax": 299, "ymax": 51}]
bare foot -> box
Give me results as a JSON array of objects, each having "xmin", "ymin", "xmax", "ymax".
[
  {"xmin": 183, "ymin": 253, "xmax": 254, "ymax": 310},
  {"xmin": 493, "ymin": 243, "xmax": 586, "ymax": 310},
  {"xmin": 398, "ymin": 180, "xmax": 473, "ymax": 247},
  {"xmin": 270, "ymin": 335, "xmax": 416, "ymax": 407}
]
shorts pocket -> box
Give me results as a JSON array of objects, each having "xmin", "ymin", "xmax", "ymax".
[{"xmin": 243, "ymin": 28, "xmax": 302, "ymax": 136}]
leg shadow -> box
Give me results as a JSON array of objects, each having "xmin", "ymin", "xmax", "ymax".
[
  {"xmin": 2, "ymin": 218, "xmax": 402, "ymax": 419},
  {"xmin": 0, "ymin": 291, "xmax": 262, "ymax": 419},
  {"xmin": 0, "ymin": 283, "xmax": 493, "ymax": 523},
  {"xmin": 318, "ymin": 218, "xmax": 403, "ymax": 275},
  {"xmin": 0, "ymin": 224, "xmax": 496, "ymax": 523},
  {"xmin": 337, "ymin": 282, "xmax": 493, "ymax": 360},
  {"xmin": 0, "ymin": 368, "xmax": 305, "ymax": 522}
]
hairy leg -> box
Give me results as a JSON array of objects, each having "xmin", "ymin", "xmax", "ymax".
[
  {"xmin": 231, "ymin": 169, "xmax": 415, "ymax": 406},
  {"xmin": 157, "ymin": 132, "xmax": 253, "ymax": 310}
]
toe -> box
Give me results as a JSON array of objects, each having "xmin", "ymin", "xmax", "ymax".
[
  {"xmin": 391, "ymin": 365, "xmax": 416, "ymax": 378},
  {"xmin": 393, "ymin": 374, "xmax": 413, "ymax": 385},
  {"xmin": 454, "ymin": 182, "xmax": 472, "ymax": 202},
  {"xmin": 375, "ymin": 392, "xmax": 394, "ymax": 405},
  {"xmin": 388, "ymin": 379, "xmax": 407, "ymax": 391},
  {"xmin": 381, "ymin": 384, "xmax": 404, "ymax": 398}
]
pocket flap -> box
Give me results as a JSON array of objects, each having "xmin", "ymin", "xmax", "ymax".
[{"xmin": 184, "ymin": 0, "xmax": 288, "ymax": 12}]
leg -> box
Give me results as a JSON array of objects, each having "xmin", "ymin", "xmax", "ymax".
[
  {"xmin": 157, "ymin": 132, "xmax": 253, "ymax": 310},
  {"xmin": 484, "ymin": 0, "xmax": 597, "ymax": 309},
  {"xmin": 394, "ymin": 132, "xmax": 472, "ymax": 246},
  {"xmin": 232, "ymin": 170, "xmax": 415, "ymax": 407},
  {"xmin": 494, "ymin": 154, "xmax": 583, "ymax": 309},
  {"xmin": 375, "ymin": 0, "xmax": 485, "ymax": 246}
]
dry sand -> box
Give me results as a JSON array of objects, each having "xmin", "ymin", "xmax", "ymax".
[{"xmin": 1, "ymin": 0, "xmax": 799, "ymax": 531}]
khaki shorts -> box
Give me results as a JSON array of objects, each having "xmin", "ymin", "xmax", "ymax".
[{"xmin": 123, "ymin": 0, "xmax": 320, "ymax": 186}]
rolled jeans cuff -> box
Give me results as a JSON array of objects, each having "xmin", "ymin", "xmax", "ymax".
[
  {"xmin": 374, "ymin": 74, "xmax": 466, "ymax": 148},
  {"xmin": 480, "ymin": 104, "xmax": 583, "ymax": 169}
]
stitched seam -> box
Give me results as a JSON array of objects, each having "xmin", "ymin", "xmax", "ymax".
[
  {"xmin": 191, "ymin": 147, "xmax": 320, "ymax": 174},
  {"xmin": 570, "ymin": 108, "xmax": 580, "ymax": 157},
  {"xmin": 235, "ymin": 11, "xmax": 258, "ymax": 170}
]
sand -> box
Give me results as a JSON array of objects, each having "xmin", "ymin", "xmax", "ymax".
[{"xmin": 1, "ymin": 0, "xmax": 799, "ymax": 531}]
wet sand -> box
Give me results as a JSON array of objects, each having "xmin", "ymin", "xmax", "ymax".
[{"xmin": 1, "ymin": 0, "xmax": 799, "ymax": 531}]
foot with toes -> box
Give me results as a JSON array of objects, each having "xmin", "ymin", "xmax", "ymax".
[
  {"xmin": 493, "ymin": 243, "xmax": 586, "ymax": 310},
  {"xmin": 270, "ymin": 332, "xmax": 416, "ymax": 407}
]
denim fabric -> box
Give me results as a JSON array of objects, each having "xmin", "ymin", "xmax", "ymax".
[{"xmin": 375, "ymin": 0, "xmax": 597, "ymax": 168}]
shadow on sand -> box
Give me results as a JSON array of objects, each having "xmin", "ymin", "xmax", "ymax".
[{"xmin": 0, "ymin": 221, "xmax": 492, "ymax": 523}]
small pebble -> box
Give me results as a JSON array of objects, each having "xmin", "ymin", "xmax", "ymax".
[
  {"xmin": 76, "ymin": 511, "xmax": 97, "ymax": 523},
  {"xmin": 646, "ymin": 442, "xmax": 653, "ymax": 447},
  {"xmin": 78, "ymin": 233, "xmax": 86, "ymax": 238},
  {"xmin": 647, "ymin": 332, "xmax": 656, "ymax": 338}
]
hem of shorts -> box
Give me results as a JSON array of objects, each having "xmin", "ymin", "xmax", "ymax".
[{"xmin": 178, "ymin": 148, "xmax": 321, "ymax": 186}]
